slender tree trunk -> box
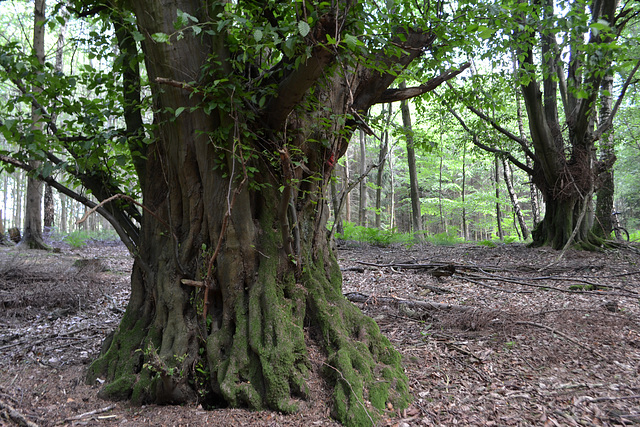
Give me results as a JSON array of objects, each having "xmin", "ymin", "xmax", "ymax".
[
  {"xmin": 330, "ymin": 171, "xmax": 343, "ymax": 235},
  {"xmin": 14, "ymin": 172, "xmax": 22, "ymax": 229},
  {"xmin": 2, "ymin": 175, "xmax": 7, "ymax": 232},
  {"xmin": 358, "ymin": 130, "xmax": 367, "ymax": 227},
  {"xmin": 494, "ymin": 155, "xmax": 504, "ymax": 240},
  {"xmin": 462, "ymin": 141, "xmax": 469, "ymax": 240},
  {"xmin": 388, "ymin": 147, "xmax": 395, "ymax": 229},
  {"xmin": 42, "ymin": 13, "xmax": 67, "ymax": 233},
  {"xmin": 44, "ymin": 185, "xmax": 54, "ymax": 229},
  {"xmin": 343, "ymin": 160, "xmax": 351, "ymax": 223},
  {"xmin": 513, "ymin": 53, "xmax": 540, "ymax": 227},
  {"xmin": 502, "ymin": 158, "xmax": 530, "ymax": 239},
  {"xmin": 399, "ymin": 84, "xmax": 423, "ymax": 238},
  {"xmin": 592, "ymin": 71, "xmax": 616, "ymax": 239},
  {"xmin": 60, "ymin": 194, "xmax": 67, "ymax": 233},
  {"xmin": 375, "ymin": 105, "xmax": 391, "ymax": 229},
  {"xmin": 438, "ymin": 155, "xmax": 446, "ymax": 233},
  {"xmin": 19, "ymin": 0, "xmax": 48, "ymax": 250}
]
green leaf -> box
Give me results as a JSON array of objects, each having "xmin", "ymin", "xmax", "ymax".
[
  {"xmin": 192, "ymin": 25, "xmax": 202, "ymax": 35},
  {"xmin": 477, "ymin": 26, "xmax": 495, "ymax": 40},
  {"xmin": 132, "ymin": 31, "xmax": 145, "ymax": 42},
  {"xmin": 175, "ymin": 107, "xmax": 185, "ymax": 117},
  {"xmin": 253, "ymin": 29, "xmax": 263, "ymax": 42},
  {"xmin": 298, "ymin": 21, "xmax": 310, "ymax": 37},
  {"xmin": 344, "ymin": 34, "xmax": 363, "ymax": 49},
  {"xmin": 590, "ymin": 20, "xmax": 610, "ymax": 32},
  {"xmin": 576, "ymin": 89, "xmax": 589, "ymax": 99},
  {"xmin": 151, "ymin": 33, "xmax": 171, "ymax": 44}
]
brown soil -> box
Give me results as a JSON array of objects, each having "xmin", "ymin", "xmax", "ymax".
[{"xmin": 1, "ymin": 240, "xmax": 639, "ymax": 426}]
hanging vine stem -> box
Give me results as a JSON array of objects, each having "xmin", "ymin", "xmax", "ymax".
[{"xmin": 199, "ymin": 97, "xmax": 249, "ymax": 321}]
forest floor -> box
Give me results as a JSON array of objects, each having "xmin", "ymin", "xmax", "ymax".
[{"xmin": 1, "ymin": 239, "xmax": 639, "ymax": 426}]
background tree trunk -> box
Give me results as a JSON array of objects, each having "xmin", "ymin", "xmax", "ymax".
[
  {"xmin": 19, "ymin": 0, "xmax": 48, "ymax": 250},
  {"xmin": 400, "ymin": 86, "xmax": 423, "ymax": 239},
  {"xmin": 502, "ymin": 158, "xmax": 530, "ymax": 240},
  {"xmin": 43, "ymin": 185, "xmax": 54, "ymax": 229},
  {"xmin": 358, "ymin": 130, "xmax": 368, "ymax": 227},
  {"xmin": 592, "ymin": 71, "xmax": 616, "ymax": 239},
  {"xmin": 494, "ymin": 155, "xmax": 504, "ymax": 240},
  {"xmin": 375, "ymin": 105, "xmax": 391, "ymax": 229}
]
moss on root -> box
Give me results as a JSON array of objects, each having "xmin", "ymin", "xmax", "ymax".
[
  {"xmin": 305, "ymin": 257, "xmax": 411, "ymax": 426},
  {"xmin": 206, "ymin": 215, "xmax": 311, "ymax": 414},
  {"xmin": 87, "ymin": 311, "xmax": 144, "ymax": 382}
]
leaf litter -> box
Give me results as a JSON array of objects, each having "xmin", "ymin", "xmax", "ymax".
[{"xmin": 0, "ymin": 240, "xmax": 638, "ymax": 426}]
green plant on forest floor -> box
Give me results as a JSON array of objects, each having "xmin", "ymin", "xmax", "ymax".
[{"xmin": 337, "ymin": 222, "xmax": 414, "ymax": 246}]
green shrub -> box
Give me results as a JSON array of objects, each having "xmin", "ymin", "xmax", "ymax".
[
  {"xmin": 63, "ymin": 230, "xmax": 91, "ymax": 248},
  {"xmin": 427, "ymin": 232, "xmax": 464, "ymax": 246},
  {"xmin": 337, "ymin": 222, "xmax": 414, "ymax": 246}
]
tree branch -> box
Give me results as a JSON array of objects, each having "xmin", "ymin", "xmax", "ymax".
[
  {"xmin": 593, "ymin": 56, "xmax": 640, "ymax": 141},
  {"xmin": 261, "ymin": 14, "xmax": 338, "ymax": 131},
  {"xmin": 444, "ymin": 103, "xmax": 534, "ymax": 175},
  {"xmin": 351, "ymin": 29, "xmax": 437, "ymax": 113},
  {"xmin": 374, "ymin": 63, "xmax": 470, "ymax": 104},
  {"xmin": 0, "ymin": 153, "xmax": 139, "ymax": 252},
  {"xmin": 445, "ymin": 82, "xmax": 538, "ymax": 162}
]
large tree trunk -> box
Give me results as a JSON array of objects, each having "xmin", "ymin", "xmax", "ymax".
[
  {"xmin": 87, "ymin": 2, "xmax": 431, "ymax": 425},
  {"xmin": 518, "ymin": 0, "xmax": 619, "ymax": 250}
]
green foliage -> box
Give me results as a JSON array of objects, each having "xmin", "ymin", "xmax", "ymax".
[
  {"xmin": 62, "ymin": 230, "xmax": 91, "ymax": 248},
  {"xmin": 427, "ymin": 232, "xmax": 464, "ymax": 246},
  {"xmin": 478, "ymin": 239, "xmax": 497, "ymax": 248},
  {"xmin": 337, "ymin": 222, "xmax": 414, "ymax": 246},
  {"xmin": 55, "ymin": 228, "xmax": 120, "ymax": 248}
]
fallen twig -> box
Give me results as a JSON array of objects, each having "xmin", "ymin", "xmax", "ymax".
[
  {"xmin": 514, "ymin": 321, "xmax": 608, "ymax": 361},
  {"xmin": 63, "ymin": 404, "xmax": 116, "ymax": 422},
  {"xmin": 344, "ymin": 291, "xmax": 493, "ymax": 314}
]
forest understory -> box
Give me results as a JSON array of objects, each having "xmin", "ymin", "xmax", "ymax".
[{"xmin": 1, "ymin": 240, "xmax": 639, "ymax": 426}]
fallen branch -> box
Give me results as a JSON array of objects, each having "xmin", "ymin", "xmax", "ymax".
[
  {"xmin": 459, "ymin": 271, "xmax": 638, "ymax": 297},
  {"xmin": 0, "ymin": 400, "xmax": 39, "ymax": 427},
  {"xmin": 344, "ymin": 291, "xmax": 490, "ymax": 313},
  {"xmin": 63, "ymin": 404, "xmax": 116, "ymax": 422}
]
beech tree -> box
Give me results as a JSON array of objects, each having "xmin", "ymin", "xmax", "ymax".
[
  {"xmin": 1, "ymin": 0, "xmax": 468, "ymax": 424},
  {"xmin": 453, "ymin": 0, "xmax": 640, "ymax": 249}
]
